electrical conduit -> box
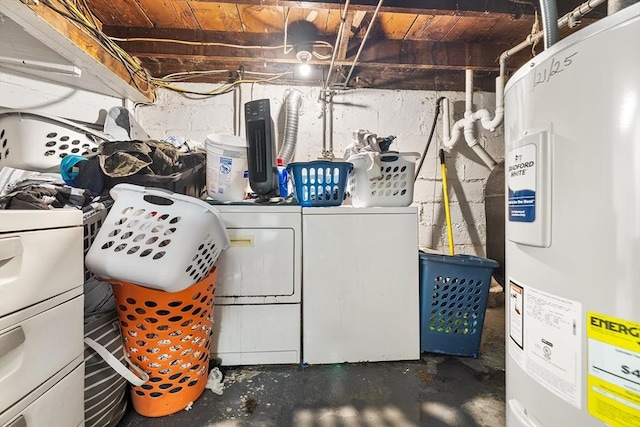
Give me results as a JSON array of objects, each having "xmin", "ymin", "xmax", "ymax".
[{"xmin": 539, "ymin": 0, "xmax": 560, "ymax": 49}]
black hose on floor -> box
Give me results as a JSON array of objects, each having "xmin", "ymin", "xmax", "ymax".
[{"xmin": 415, "ymin": 96, "xmax": 446, "ymax": 181}]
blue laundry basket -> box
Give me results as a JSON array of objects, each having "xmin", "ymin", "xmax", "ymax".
[
  {"xmin": 419, "ymin": 251, "xmax": 499, "ymax": 358},
  {"xmin": 287, "ymin": 160, "xmax": 352, "ymax": 207}
]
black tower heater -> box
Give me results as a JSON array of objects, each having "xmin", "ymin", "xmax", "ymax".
[{"xmin": 244, "ymin": 99, "xmax": 278, "ymax": 200}]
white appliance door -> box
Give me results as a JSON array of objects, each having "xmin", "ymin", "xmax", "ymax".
[
  {"xmin": 302, "ymin": 207, "xmax": 420, "ymax": 364},
  {"xmin": 216, "ymin": 228, "xmax": 295, "ymax": 297}
]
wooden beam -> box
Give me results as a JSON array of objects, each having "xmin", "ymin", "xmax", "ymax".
[
  {"xmin": 336, "ymin": 12, "xmax": 354, "ymax": 60},
  {"xmin": 135, "ymin": 56, "xmax": 499, "ymax": 92},
  {"xmin": 1, "ymin": 0, "xmax": 154, "ymax": 102},
  {"xmin": 105, "ymin": 26, "xmax": 528, "ymax": 72},
  {"xmin": 183, "ymin": 0, "xmax": 537, "ymax": 17}
]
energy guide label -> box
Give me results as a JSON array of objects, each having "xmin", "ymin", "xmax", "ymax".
[
  {"xmin": 587, "ymin": 312, "xmax": 640, "ymax": 427},
  {"xmin": 508, "ymin": 143, "xmax": 536, "ymax": 223}
]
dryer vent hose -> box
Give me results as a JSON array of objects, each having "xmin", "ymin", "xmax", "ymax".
[{"xmin": 278, "ymin": 89, "xmax": 303, "ymax": 164}]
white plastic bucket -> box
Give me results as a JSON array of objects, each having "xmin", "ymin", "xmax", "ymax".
[{"xmin": 205, "ymin": 134, "xmax": 248, "ymax": 202}]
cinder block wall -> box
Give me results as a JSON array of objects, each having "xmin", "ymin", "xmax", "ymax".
[{"xmin": 135, "ymin": 83, "xmax": 504, "ymax": 256}]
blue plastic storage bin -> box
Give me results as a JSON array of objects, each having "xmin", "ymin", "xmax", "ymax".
[
  {"xmin": 287, "ymin": 160, "xmax": 353, "ymax": 207},
  {"xmin": 419, "ymin": 251, "xmax": 499, "ymax": 358}
]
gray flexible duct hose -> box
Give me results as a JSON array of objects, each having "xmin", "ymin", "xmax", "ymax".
[
  {"xmin": 539, "ymin": 0, "xmax": 559, "ymax": 49},
  {"xmin": 278, "ymin": 89, "xmax": 303, "ymax": 164}
]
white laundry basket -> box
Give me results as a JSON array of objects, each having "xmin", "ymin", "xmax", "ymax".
[
  {"xmin": 0, "ymin": 111, "xmax": 110, "ymax": 172},
  {"xmin": 348, "ymin": 151, "xmax": 420, "ymax": 207},
  {"xmin": 85, "ymin": 184, "xmax": 230, "ymax": 292}
]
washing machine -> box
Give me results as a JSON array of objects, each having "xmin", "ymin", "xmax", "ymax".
[
  {"xmin": 504, "ymin": 4, "xmax": 640, "ymax": 426},
  {"xmin": 301, "ymin": 206, "xmax": 420, "ymax": 364}
]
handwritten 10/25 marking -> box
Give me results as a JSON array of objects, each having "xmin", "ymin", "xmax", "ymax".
[{"xmin": 532, "ymin": 52, "xmax": 578, "ymax": 90}]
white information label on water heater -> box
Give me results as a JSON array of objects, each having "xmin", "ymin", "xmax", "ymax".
[
  {"xmin": 508, "ymin": 144, "xmax": 537, "ymax": 222},
  {"xmin": 525, "ymin": 286, "xmax": 582, "ymax": 408},
  {"xmin": 507, "ymin": 129, "xmax": 552, "ymax": 247}
]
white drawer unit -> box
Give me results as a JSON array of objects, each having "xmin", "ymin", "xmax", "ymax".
[
  {"xmin": 211, "ymin": 204, "xmax": 302, "ymax": 365},
  {"xmin": 0, "ymin": 209, "xmax": 84, "ymax": 425},
  {"xmin": 0, "ymin": 291, "xmax": 83, "ymax": 413},
  {"xmin": 0, "ymin": 225, "xmax": 83, "ymax": 317},
  {"xmin": 0, "ymin": 356, "xmax": 84, "ymax": 427}
]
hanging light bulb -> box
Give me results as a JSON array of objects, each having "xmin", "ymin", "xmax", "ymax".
[{"xmin": 297, "ymin": 62, "xmax": 312, "ymax": 77}]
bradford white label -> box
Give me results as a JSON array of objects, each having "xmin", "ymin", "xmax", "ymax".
[{"xmin": 508, "ymin": 143, "xmax": 537, "ymax": 223}]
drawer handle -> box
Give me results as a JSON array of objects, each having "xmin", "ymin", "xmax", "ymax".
[
  {"xmin": 0, "ymin": 326, "xmax": 25, "ymax": 359},
  {"xmin": 6, "ymin": 415, "xmax": 26, "ymax": 427},
  {"xmin": 229, "ymin": 235, "xmax": 254, "ymax": 247},
  {"xmin": 0, "ymin": 237, "xmax": 23, "ymax": 265}
]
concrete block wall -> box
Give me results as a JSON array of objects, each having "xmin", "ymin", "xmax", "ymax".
[{"xmin": 135, "ymin": 83, "xmax": 504, "ymax": 256}]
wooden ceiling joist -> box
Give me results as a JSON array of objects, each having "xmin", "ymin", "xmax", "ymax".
[
  {"xmin": 4, "ymin": 0, "xmax": 606, "ymax": 95},
  {"xmin": 195, "ymin": 0, "xmax": 537, "ymax": 18},
  {"xmin": 105, "ymin": 26, "xmax": 527, "ymax": 72}
]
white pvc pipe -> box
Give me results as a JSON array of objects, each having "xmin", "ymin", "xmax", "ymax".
[
  {"xmin": 442, "ymin": 98, "xmax": 465, "ymax": 151},
  {"xmin": 465, "ymin": 69, "xmax": 473, "ymax": 117},
  {"xmin": 442, "ymin": 69, "xmax": 500, "ymax": 171},
  {"xmin": 472, "ymin": 75, "xmax": 505, "ymax": 131},
  {"xmin": 472, "ymin": 144, "xmax": 498, "ymax": 171},
  {"xmin": 442, "ymin": 98, "xmax": 451, "ymax": 142}
]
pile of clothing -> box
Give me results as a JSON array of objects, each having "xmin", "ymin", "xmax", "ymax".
[
  {"xmin": 0, "ymin": 139, "xmax": 203, "ymax": 211},
  {"xmin": 0, "ymin": 167, "xmax": 94, "ymax": 210},
  {"xmin": 60, "ymin": 139, "xmax": 204, "ymax": 196},
  {"xmin": 343, "ymin": 129, "xmax": 396, "ymax": 180}
]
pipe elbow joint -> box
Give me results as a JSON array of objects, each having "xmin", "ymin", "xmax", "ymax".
[
  {"xmin": 442, "ymin": 132, "xmax": 458, "ymax": 152},
  {"xmin": 473, "ymin": 108, "xmax": 504, "ymax": 132},
  {"xmin": 463, "ymin": 127, "xmax": 478, "ymax": 148},
  {"xmin": 443, "ymin": 120, "xmax": 465, "ymax": 151}
]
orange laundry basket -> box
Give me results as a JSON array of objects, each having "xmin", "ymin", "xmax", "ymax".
[{"xmin": 110, "ymin": 268, "xmax": 217, "ymax": 417}]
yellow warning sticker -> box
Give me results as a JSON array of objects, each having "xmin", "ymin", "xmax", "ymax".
[{"xmin": 587, "ymin": 312, "xmax": 640, "ymax": 427}]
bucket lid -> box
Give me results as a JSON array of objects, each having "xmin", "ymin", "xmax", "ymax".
[{"xmin": 205, "ymin": 134, "xmax": 247, "ymax": 152}]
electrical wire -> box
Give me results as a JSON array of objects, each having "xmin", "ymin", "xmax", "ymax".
[
  {"xmin": 110, "ymin": 36, "xmax": 282, "ymax": 50},
  {"xmin": 108, "ymin": 36, "xmax": 334, "ymax": 54},
  {"xmin": 153, "ymin": 70, "xmax": 294, "ymax": 97},
  {"xmin": 37, "ymin": 0, "xmax": 304, "ymax": 100},
  {"xmin": 159, "ymin": 70, "xmax": 232, "ymax": 82},
  {"xmin": 41, "ymin": 0, "xmax": 154, "ymax": 98},
  {"xmin": 414, "ymin": 96, "xmax": 446, "ymax": 181}
]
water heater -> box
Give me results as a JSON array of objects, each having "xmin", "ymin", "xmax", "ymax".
[{"xmin": 505, "ymin": 4, "xmax": 640, "ymax": 427}]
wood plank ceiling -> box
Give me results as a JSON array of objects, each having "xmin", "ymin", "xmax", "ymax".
[{"xmin": 80, "ymin": 0, "xmax": 606, "ymax": 92}]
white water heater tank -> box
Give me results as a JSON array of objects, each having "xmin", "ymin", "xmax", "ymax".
[{"xmin": 504, "ymin": 3, "xmax": 640, "ymax": 427}]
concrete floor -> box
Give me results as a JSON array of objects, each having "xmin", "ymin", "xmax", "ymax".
[{"xmin": 118, "ymin": 304, "xmax": 505, "ymax": 427}]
